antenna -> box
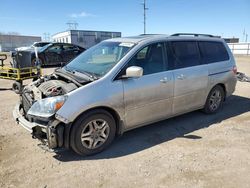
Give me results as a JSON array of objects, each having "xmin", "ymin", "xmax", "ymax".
[
  {"xmin": 142, "ymin": 0, "xmax": 148, "ymax": 34},
  {"xmin": 66, "ymin": 21, "xmax": 78, "ymax": 30}
]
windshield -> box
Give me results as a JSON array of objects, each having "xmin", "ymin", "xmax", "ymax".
[
  {"xmin": 39, "ymin": 43, "xmax": 52, "ymax": 52},
  {"xmin": 65, "ymin": 41, "xmax": 134, "ymax": 77}
]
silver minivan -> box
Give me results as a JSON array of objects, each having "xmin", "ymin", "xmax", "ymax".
[{"xmin": 13, "ymin": 33, "xmax": 237, "ymax": 155}]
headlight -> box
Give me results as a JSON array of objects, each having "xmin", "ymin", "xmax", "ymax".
[{"xmin": 27, "ymin": 96, "xmax": 67, "ymax": 118}]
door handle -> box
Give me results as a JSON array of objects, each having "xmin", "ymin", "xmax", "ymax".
[
  {"xmin": 177, "ymin": 74, "xmax": 186, "ymax": 80},
  {"xmin": 160, "ymin": 77, "xmax": 169, "ymax": 83}
]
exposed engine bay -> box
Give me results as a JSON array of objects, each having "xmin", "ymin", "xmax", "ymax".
[
  {"xmin": 37, "ymin": 79, "xmax": 77, "ymax": 98},
  {"xmin": 20, "ymin": 69, "xmax": 88, "ymax": 116},
  {"xmin": 24, "ymin": 74, "xmax": 78, "ymax": 98}
]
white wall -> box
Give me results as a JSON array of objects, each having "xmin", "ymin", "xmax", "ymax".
[
  {"xmin": 52, "ymin": 31, "xmax": 71, "ymax": 43},
  {"xmin": 228, "ymin": 43, "xmax": 250, "ymax": 55}
]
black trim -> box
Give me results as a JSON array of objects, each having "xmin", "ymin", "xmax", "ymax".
[
  {"xmin": 208, "ymin": 70, "xmax": 231, "ymax": 76},
  {"xmin": 63, "ymin": 123, "xmax": 72, "ymax": 149}
]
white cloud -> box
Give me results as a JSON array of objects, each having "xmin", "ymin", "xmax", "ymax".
[{"xmin": 69, "ymin": 11, "xmax": 95, "ymax": 18}]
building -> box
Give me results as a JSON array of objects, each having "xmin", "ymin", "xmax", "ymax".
[
  {"xmin": 223, "ymin": 38, "xmax": 239, "ymax": 43},
  {"xmin": 0, "ymin": 34, "xmax": 41, "ymax": 52},
  {"xmin": 52, "ymin": 30, "xmax": 121, "ymax": 49}
]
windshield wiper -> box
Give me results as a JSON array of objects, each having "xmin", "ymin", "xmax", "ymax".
[
  {"xmin": 77, "ymin": 70, "xmax": 99, "ymax": 80},
  {"xmin": 63, "ymin": 66, "xmax": 98, "ymax": 81}
]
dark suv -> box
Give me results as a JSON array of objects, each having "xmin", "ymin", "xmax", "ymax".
[{"xmin": 14, "ymin": 43, "xmax": 85, "ymax": 67}]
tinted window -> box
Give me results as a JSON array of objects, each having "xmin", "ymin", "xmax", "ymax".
[
  {"xmin": 47, "ymin": 45, "xmax": 63, "ymax": 53},
  {"xmin": 199, "ymin": 41, "xmax": 229, "ymax": 64},
  {"xmin": 127, "ymin": 43, "xmax": 165, "ymax": 75},
  {"xmin": 63, "ymin": 44, "xmax": 78, "ymax": 51},
  {"xmin": 170, "ymin": 41, "xmax": 200, "ymax": 69}
]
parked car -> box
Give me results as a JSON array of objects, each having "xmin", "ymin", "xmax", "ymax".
[
  {"xmin": 15, "ymin": 41, "xmax": 51, "ymax": 51},
  {"xmin": 13, "ymin": 33, "xmax": 237, "ymax": 156},
  {"xmin": 14, "ymin": 43, "xmax": 85, "ymax": 67}
]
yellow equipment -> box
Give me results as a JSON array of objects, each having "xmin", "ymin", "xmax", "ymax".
[{"xmin": 0, "ymin": 53, "xmax": 41, "ymax": 94}]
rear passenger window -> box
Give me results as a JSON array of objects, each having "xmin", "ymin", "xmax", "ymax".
[
  {"xmin": 170, "ymin": 41, "xmax": 200, "ymax": 69},
  {"xmin": 199, "ymin": 41, "xmax": 229, "ymax": 64}
]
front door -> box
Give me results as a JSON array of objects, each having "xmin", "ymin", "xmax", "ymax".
[
  {"xmin": 122, "ymin": 42, "xmax": 174, "ymax": 129},
  {"xmin": 44, "ymin": 44, "xmax": 63, "ymax": 65}
]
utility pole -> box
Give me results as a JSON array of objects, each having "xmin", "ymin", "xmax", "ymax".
[
  {"xmin": 142, "ymin": 0, "xmax": 148, "ymax": 34},
  {"xmin": 243, "ymin": 29, "xmax": 246, "ymax": 42}
]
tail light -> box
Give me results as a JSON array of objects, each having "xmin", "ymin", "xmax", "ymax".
[{"xmin": 232, "ymin": 66, "xmax": 237, "ymax": 75}]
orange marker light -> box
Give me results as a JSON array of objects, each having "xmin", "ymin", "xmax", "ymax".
[{"xmin": 54, "ymin": 101, "xmax": 64, "ymax": 111}]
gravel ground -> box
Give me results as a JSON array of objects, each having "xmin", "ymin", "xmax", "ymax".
[{"xmin": 0, "ymin": 56, "xmax": 250, "ymax": 188}]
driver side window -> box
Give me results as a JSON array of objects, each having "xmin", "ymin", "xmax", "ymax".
[
  {"xmin": 127, "ymin": 42, "xmax": 165, "ymax": 75},
  {"xmin": 47, "ymin": 45, "xmax": 63, "ymax": 53}
]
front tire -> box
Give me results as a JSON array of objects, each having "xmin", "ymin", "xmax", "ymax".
[
  {"xmin": 70, "ymin": 110, "xmax": 116, "ymax": 156},
  {"xmin": 203, "ymin": 85, "xmax": 225, "ymax": 114},
  {"xmin": 31, "ymin": 58, "xmax": 43, "ymax": 67}
]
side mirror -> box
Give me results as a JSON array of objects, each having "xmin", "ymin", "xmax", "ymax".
[{"xmin": 125, "ymin": 66, "xmax": 143, "ymax": 78}]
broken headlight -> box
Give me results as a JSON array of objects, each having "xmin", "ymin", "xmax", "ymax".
[{"xmin": 27, "ymin": 96, "xmax": 67, "ymax": 118}]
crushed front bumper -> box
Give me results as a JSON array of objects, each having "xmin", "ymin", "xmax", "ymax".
[
  {"xmin": 13, "ymin": 103, "xmax": 64, "ymax": 149},
  {"xmin": 13, "ymin": 103, "xmax": 46, "ymax": 132}
]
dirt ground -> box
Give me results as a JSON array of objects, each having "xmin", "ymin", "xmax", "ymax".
[{"xmin": 0, "ymin": 56, "xmax": 250, "ymax": 188}]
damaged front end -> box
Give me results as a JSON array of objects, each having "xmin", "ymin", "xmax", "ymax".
[
  {"xmin": 13, "ymin": 103, "xmax": 66, "ymax": 149},
  {"xmin": 13, "ymin": 70, "xmax": 86, "ymax": 150}
]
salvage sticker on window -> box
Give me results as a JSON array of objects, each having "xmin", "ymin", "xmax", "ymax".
[{"xmin": 119, "ymin": 43, "xmax": 135, "ymax": 48}]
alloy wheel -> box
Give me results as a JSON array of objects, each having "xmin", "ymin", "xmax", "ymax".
[
  {"xmin": 209, "ymin": 90, "xmax": 222, "ymax": 111},
  {"xmin": 81, "ymin": 119, "xmax": 110, "ymax": 149}
]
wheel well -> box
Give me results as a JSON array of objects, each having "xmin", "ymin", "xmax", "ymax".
[
  {"xmin": 63, "ymin": 106, "xmax": 123, "ymax": 149},
  {"xmin": 217, "ymin": 83, "xmax": 226, "ymax": 99},
  {"xmin": 72, "ymin": 106, "xmax": 122, "ymax": 135}
]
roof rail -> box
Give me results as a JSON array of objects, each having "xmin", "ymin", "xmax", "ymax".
[
  {"xmin": 139, "ymin": 34, "xmax": 163, "ymax": 36},
  {"xmin": 171, "ymin": 33, "xmax": 218, "ymax": 38}
]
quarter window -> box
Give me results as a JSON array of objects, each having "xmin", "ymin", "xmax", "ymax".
[
  {"xmin": 170, "ymin": 41, "xmax": 200, "ymax": 69},
  {"xmin": 127, "ymin": 43, "xmax": 165, "ymax": 75},
  {"xmin": 199, "ymin": 41, "xmax": 229, "ymax": 64}
]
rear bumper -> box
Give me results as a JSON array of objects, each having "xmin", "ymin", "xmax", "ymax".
[{"xmin": 13, "ymin": 103, "xmax": 64, "ymax": 149}]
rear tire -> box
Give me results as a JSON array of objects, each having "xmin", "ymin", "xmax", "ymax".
[
  {"xmin": 203, "ymin": 85, "xmax": 225, "ymax": 114},
  {"xmin": 70, "ymin": 110, "xmax": 116, "ymax": 156}
]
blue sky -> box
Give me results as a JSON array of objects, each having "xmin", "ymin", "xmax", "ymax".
[{"xmin": 0, "ymin": 0, "xmax": 249, "ymax": 41}]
